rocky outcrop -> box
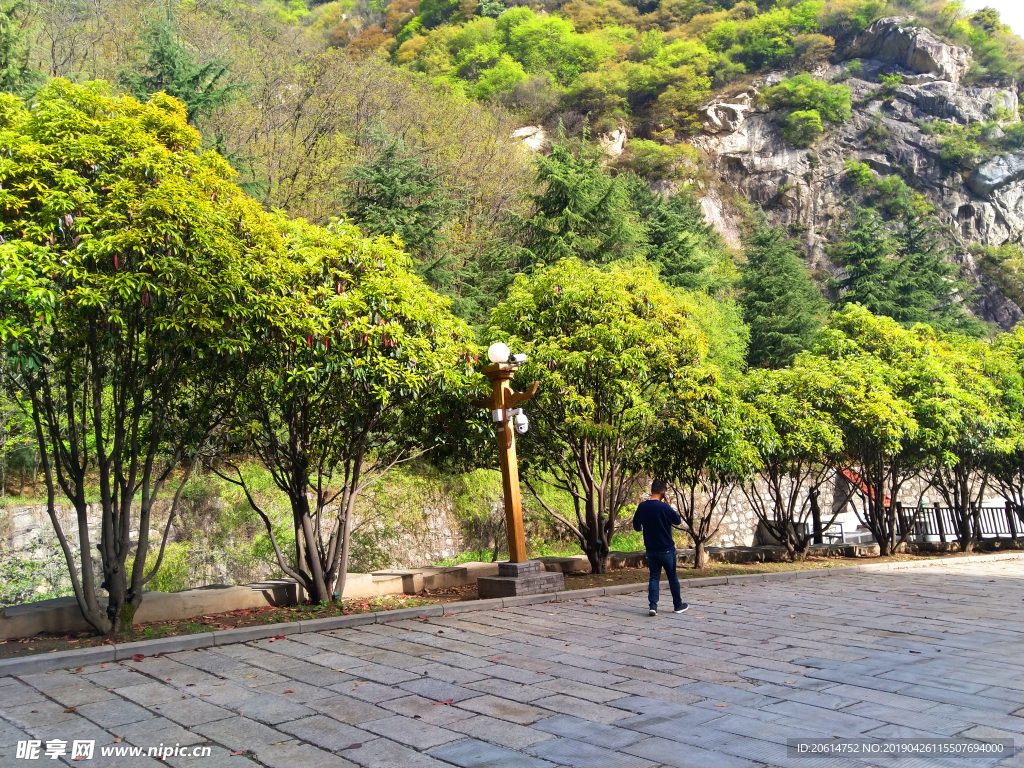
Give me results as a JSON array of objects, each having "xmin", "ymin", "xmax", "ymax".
[
  {"xmin": 599, "ymin": 128, "xmax": 627, "ymax": 159},
  {"xmin": 692, "ymin": 70, "xmax": 1024, "ymax": 328},
  {"xmin": 701, "ymin": 90, "xmax": 755, "ymax": 134},
  {"xmin": 512, "ymin": 125, "xmax": 547, "ymax": 152},
  {"xmin": 842, "ymin": 17, "xmax": 972, "ymax": 83},
  {"xmin": 969, "ymin": 154, "xmax": 1024, "ymax": 197}
]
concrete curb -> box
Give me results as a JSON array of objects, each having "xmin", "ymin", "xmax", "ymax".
[{"xmin": 2, "ymin": 551, "xmax": 1019, "ymax": 678}]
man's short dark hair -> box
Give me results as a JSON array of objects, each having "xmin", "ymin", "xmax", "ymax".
[{"xmin": 651, "ymin": 480, "xmax": 667, "ymax": 496}]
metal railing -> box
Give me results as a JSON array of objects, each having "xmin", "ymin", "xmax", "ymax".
[{"xmin": 897, "ymin": 503, "xmax": 1021, "ymax": 543}]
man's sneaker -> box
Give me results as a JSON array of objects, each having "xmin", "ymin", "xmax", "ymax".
[
  {"xmin": 648, "ymin": 608, "xmax": 657, "ymax": 616},
  {"xmin": 674, "ymin": 604, "xmax": 689, "ymax": 614}
]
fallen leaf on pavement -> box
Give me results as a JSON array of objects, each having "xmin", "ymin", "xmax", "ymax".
[
  {"xmin": 715, "ymin": 703, "xmax": 728, "ymax": 707},
  {"xmin": 132, "ymin": 654, "xmax": 145, "ymax": 661},
  {"xmin": 230, "ymin": 751, "xmax": 244, "ymax": 756},
  {"xmin": 434, "ymin": 699, "xmax": 454, "ymax": 705},
  {"xmin": 283, "ymin": 690, "xmax": 294, "ymax": 694}
]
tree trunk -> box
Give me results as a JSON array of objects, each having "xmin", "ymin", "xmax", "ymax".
[{"xmin": 694, "ymin": 541, "xmax": 708, "ymax": 569}]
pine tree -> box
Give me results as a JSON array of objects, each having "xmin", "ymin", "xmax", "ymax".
[
  {"xmin": 342, "ymin": 134, "xmax": 464, "ymax": 294},
  {"xmin": 121, "ymin": 21, "xmax": 241, "ymax": 125},
  {"xmin": 833, "ymin": 201, "xmax": 988, "ymax": 336},
  {"xmin": 831, "ymin": 207, "xmax": 901, "ymax": 317},
  {"xmin": 507, "ymin": 128, "xmax": 642, "ymax": 271},
  {"xmin": 892, "ymin": 197, "xmax": 987, "ymax": 336},
  {"xmin": 0, "ymin": 2, "xmax": 43, "ymax": 96},
  {"xmin": 739, "ymin": 218, "xmax": 827, "ymax": 369},
  {"xmin": 625, "ymin": 176, "xmax": 729, "ymax": 292}
]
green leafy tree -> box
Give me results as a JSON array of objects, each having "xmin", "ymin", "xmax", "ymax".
[
  {"xmin": 213, "ymin": 218, "xmax": 477, "ymax": 603},
  {"xmin": 641, "ymin": 378, "xmax": 760, "ymax": 568},
  {"xmin": 814, "ymin": 306, "xmax": 937, "ymax": 556},
  {"xmin": 342, "ymin": 135, "xmax": 463, "ymax": 288},
  {"xmin": 0, "ymin": 81, "xmax": 281, "ymax": 634},
  {"xmin": 121, "ymin": 21, "xmax": 242, "ymax": 125},
  {"xmin": 925, "ymin": 333, "xmax": 1019, "ymax": 551},
  {"xmin": 738, "ymin": 363, "xmax": 847, "ymax": 560},
  {"xmin": 989, "ymin": 325, "xmax": 1024, "ymax": 527},
  {"xmin": 487, "ymin": 258, "xmax": 706, "ymax": 573},
  {"xmin": 739, "ymin": 218, "xmax": 826, "ymax": 368}
]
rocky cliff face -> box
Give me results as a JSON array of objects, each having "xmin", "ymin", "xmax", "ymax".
[{"xmin": 692, "ymin": 18, "xmax": 1024, "ymax": 329}]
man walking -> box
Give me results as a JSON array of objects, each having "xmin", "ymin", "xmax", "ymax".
[{"xmin": 632, "ymin": 480, "xmax": 688, "ymax": 616}]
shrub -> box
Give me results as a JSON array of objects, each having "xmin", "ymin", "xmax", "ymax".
[
  {"xmin": 844, "ymin": 159, "xmax": 875, "ymax": 187},
  {"xmin": 761, "ymin": 74, "xmax": 851, "ymax": 123},
  {"xmin": 616, "ymin": 139, "xmax": 697, "ymax": 179},
  {"xmin": 782, "ymin": 109, "xmax": 823, "ymax": 147}
]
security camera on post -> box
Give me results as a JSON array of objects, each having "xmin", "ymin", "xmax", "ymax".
[{"xmin": 471, "ymin": 342, "xmax": 539, "ymax": 564}]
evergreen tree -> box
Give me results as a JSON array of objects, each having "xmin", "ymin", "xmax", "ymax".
[
  {"xmin": 831, "ymin": 207, "xmax": 901, "ymax": 317},
  {"xmin": 739, "ymin": 218, "xmax": 826, "ymax": 368},
  {"xmin": 833, "ymin": 202, "xmax": 988, "ymax": 336},
  {"xmin": 121, "ymin": 21, "xmax": 241, "ymax": 125},
  {"xmin": 625, "ymin": 176, "xmax": 729, "ymax": 293},
  {"xmin": 507, "ymin": 128, "xmax": 642, "ymax": 271},
  {"xmin": 0, "ymin": 2, "xmax": 43, "ymax": 96},
  {"xmin": 342, "ymin": 135, "xmax": 463, "ymax": 289},
  {"xmin": 892, "ymin": 197, "xmax": 987, "ymax": 336}
]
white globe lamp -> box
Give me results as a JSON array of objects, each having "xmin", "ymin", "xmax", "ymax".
[{"xmin": 487, "ymin": 342, "xmax": 510, "ymax": 364}]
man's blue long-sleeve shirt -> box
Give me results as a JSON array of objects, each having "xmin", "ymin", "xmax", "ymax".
[{"xmin": 632, "ymin": 499, "xmax": 681, "ymax": 551}]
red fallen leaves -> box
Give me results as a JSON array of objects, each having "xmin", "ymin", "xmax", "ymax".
[
  {"xmin": 275, "ymin": 634, "xmax": 285, "ymax": 639},
  {"xmin": 434, "ymin": 699, "xmax": 454, "ymax": 706},
  {"xmin": 132, "ymin": 654, "xmax": 145, "ymax": 661},
  {"xmin": 283, "ymin": 689, "xmax": 294, "ymax": 694},
  {"xmin": 230, "ymin": 751, "xmax": 244, "ymax": 756}
]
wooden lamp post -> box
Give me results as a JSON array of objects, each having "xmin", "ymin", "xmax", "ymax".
[{"xmin": 473, "ymin": 342, "xmax": 538, "ymax": 563}]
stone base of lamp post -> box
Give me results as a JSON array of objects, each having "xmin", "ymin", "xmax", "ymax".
[{"xmin": 477, "ymin": 561, "xmax": 565, "ymax": 599}]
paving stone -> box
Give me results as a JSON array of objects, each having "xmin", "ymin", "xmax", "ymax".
[
  {"xmin": 525, "ymin": 737, "xmax": 656, "ymax": 768},
  {"xmin": 347, "ymin": 661, "xmax": 423, "ymax": 685},
  {"xmin": 117, "ymin": 716, "xmax": 209, "ymax": 748},
  {"xmin": 532, "ymin": 694, "xmax": 633, "ymax": 724},
  {"xmin": 252, "ymin": 740, "xmax": 360, "ymax": 768},
  {"xmin": 533, "ymin": 676, "xmax": 628, "ymax": 702},
  {"xmin": 334, "ymin": 680, "xmax": 408, "ymax": 703},
  {"xmin": 623, "ymin": 735, "xmax": 762, "ymax": 768},
  {"xmin": 449, "ymin": 714, "xmax": 554, "ymax": 749},
  {"xmin": 6, "ymin": 557, "xmax": 1020, "ymax": 768},
  {"xmin": 532, "ymin": 714, "xmax": 646, "ymax": 749},
  {"xmin": 397, "ymin": 677, "xmax": 483, "ymax": 703},
  {"xmin": 193, "ymin": 716, "xmax": 291, "ymax": 751},
  {"xmin": 42, "ymin": 681, "xmax": 119, "ymax": 707},
  {"xmin": 253, "ymin": 679, "xmax": 337, "ymax": 703},
  {"xmin": 75, "ymin": 698, "xmax": 155, "ymax": 727},
  {"xmin": 308, "ymin": 694, "xmax": 394, "ymax": 724},
  {"xmin": 406, "ymin": 662, "xmax": 489, "ymax": 685},
  {"xmin": 115, "ymin": 681, "xmax": 194, "ymax": 707},
  {"xmin": 464, "ymin": 679, "xmax": 550, "ymax": 703},
  {"xmin": 361, "ymin": 714, "xmax": 462, "ymax": 749},
  {"xmin": 429, "ymin": 738, "xmax": 556, "ymax": 768},
  {"xmin": 759, "ymin": 698, "xmax": 886, "ymax": 734},
  {"xmin": 380, "ymin": 694, "xmax": 477, "ymax": 725},
  {"xmin": 277, "ymin": 715, "xmax": 378, "ymax": 751},
  {"xmin": 345, "ymin": 736, "xmax": 456, "ymax": 768},
  {"xmin": 149, "ymin": 696, "xmax": 235, "ymax": 726},
  {"xmin": 164, "ymin": 745, "xmax": 261, "ymax": 768},
  {"xmin": 455, "ymin": 694, "xmax": 550, "ymax": 725}
]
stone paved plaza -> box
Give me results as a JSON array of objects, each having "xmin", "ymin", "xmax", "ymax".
[{"xmin": 1, "ymin": 558, "xmax": 1022, "ymax": 768}]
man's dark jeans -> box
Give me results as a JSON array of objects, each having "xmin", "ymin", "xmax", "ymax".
[{"xmin": 647, "ymin": 549, "xmax": 683, "ymax": 611}]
